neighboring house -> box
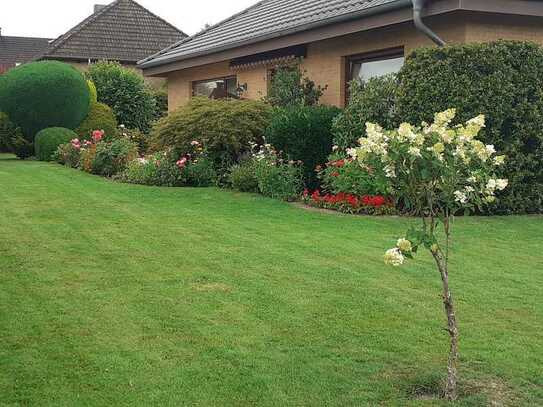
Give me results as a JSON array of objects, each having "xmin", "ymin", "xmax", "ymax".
[
  {"xmin": 37, "ymin": 0, "xmax": 186, "ymax": 78},
  {"xmin": 0, "ymin": 32, "xmax": 50, "ymax": 74},
  {"xmin": 138, "ymin": 0, "xmax": 543, "ymax": 110}
]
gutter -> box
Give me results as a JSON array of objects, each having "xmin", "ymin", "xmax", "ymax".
[
  {"xmin": 139, "ymin": 0, "xmax": 413, "ymax": 69},
  {"xmin": 412, "ymin": 0, "xmax": 446, "ymax": 46}
]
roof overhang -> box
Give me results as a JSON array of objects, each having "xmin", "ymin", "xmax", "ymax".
[{"xmin": 140, "ymin": 0, "xmax": 543, "ymax": 76}]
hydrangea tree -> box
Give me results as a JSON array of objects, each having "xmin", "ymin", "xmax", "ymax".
[{"xmin": 348, "ymin": 109, "xmax": 507, "ymax": 400}]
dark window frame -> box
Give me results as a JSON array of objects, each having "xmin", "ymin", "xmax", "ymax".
[
  {"xmin": 344, "ymin": 46, "xmax": 404, "ymax": 104},
  {"xmin": 191, "ymin": 75, "xmax": 238, "ymax": 99}
]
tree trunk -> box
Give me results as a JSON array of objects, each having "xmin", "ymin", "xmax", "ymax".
[{"xmin": 432, "ymin": 250, "xmax": 459, "ymax": 401}]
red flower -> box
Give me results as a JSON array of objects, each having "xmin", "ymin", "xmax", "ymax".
[
  {"xmin": 331, "ymin": 172, "xmax": 340, "ymax": 177},
  {"xmin": 92, "ymin": 130, "xmax": 104, "ymax": 143}
]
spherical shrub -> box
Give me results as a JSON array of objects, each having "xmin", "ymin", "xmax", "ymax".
[
  {"xmin": 0, "ymin": 61, "xmax": 90, "ymax": 140},
  {"xmin": 76, "ymin": 102, "xmax": 118, "ymax": 140},
  {"xmin": 35, "ymin": 127, "xmax": 78, "ymax": 161},
  {"xmin": 265, "ymin": 105, "xmax": 341, "ymax": 188}
]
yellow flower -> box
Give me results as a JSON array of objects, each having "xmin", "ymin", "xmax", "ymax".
[{"xmin": 397, "ymin": 238, "xmax": 413, "ymax": 253}]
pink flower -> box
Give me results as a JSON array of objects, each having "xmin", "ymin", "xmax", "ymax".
[
  {"xmin": 176, "ymin": 157, "xmax": 188, "ymax": 169},
  {"xmin": 71, "ymin": 138, "xmax": 81, "ymax": 150},
  {"xmin": 92, "ymin": 130, "xmax": 105, "ymax": 143},
  {"xmin": 191, "ymin": 140, "xmax": 200, "ymax": 146}
]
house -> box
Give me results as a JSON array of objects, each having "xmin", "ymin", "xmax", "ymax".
[
  {"xmin": 0, "ymin": 32, "xmax": 50, "ymax": 74},
  {"xmin": 138, "ymin": 0, "xmax": 543, "ymax": 111},
  {"xmin": 37, "ymin": 0, "xmax": 186, "ymax": 78}
]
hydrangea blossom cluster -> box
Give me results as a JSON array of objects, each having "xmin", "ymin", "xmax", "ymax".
[{"xmin": 346, "ymin": 109, "xmax": 507, "ymax": 265}]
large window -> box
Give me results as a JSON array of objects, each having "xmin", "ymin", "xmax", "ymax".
[
  {"xmin": 192, "ymin": 76, "xmax": 238, "ymax": 99},
  {"xmin": 347, "ymin": 47, "xmax": 404, "ymax": 83}
]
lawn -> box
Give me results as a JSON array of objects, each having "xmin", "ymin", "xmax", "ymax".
[{"xmin": 0, "ymin": 154, "xmax": 542, "ymax": 406}]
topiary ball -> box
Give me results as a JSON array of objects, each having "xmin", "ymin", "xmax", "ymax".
[
  {"xmin": 35, "ymin": 127, "xmax": 78, "ymax": 161},
  {"xmin": 76, "ymin": 102, "xmax": 118, "ymax": 140},
  {"xmin": 0, "ymin": 61, "xmax": 90, "ymax": 141}
]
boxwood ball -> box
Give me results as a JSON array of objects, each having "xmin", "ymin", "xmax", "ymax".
[{"xmin": 0, "ymin": 61, "xmax": 91, "ymax": 140}]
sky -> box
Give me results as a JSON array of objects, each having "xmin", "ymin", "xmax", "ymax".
[{"xmin": 0, "ymin": 0, "xmax": 257, "ymax": 38}]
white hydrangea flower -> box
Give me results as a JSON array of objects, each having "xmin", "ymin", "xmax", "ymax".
[
  {"xmin": 494, "ymin": 155, "xmax": 506, "ymax": 166},
  {"xmin": 397, "ymin": 238, "xmax": 413, "ymax": 253},
  {"xmin": 384, "ymin": 165, "xmax": 396, "ymax": 178},
  {"xmin": 408, "ymin": 147, "xmax": 422, "ymax": 157},
  {"xmin": 467, "ymin": 114, "xmax": 486, "ymax": 129},
  {"xmin": 346, "ymin": 148, "xmax": 358, "ymax": 160},
  {"xmin": 496, "ymin": 179, "xmax": 508, "ymax": 191},
  {"xmin": 454, "ymin": 190, "xmax": 468, "ymax": 204},
  {"xmin": 384, "ymin": 248, "xmax": 405, "ymax": 267}
]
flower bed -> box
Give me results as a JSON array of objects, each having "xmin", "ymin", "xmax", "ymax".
[{"xmin": 302, "ymin": 189, "xmax": 396, "ymax": 215}]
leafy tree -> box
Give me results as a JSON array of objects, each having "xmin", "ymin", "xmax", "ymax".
[{"xmin": 349, "ymin": 109, "xmax": 508, "ymax": 400}]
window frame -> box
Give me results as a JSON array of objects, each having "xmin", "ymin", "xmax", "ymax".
[
  {"xmin": 344, "ymin": 47, "xmax": 405, "ymax": 104},
  {"xmin": 191, "ymin": 75, "xmax": 238, "ymax": 99}
]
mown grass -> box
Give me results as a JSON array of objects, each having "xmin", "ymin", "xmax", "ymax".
[{"xmin": 0, "ymin": 154, "xmax": 541, "ymax": 406}]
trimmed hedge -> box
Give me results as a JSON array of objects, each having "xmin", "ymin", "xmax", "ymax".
[
  {"xmin": 151, "ymin": 97, "xmax": 272, "ymax": 168},
  {"xmin": 397, "ymin": 40, "xmax": 543, "ymax": 214},
  {"xmin": 0, "ymin": 112, "xmax": 16, "ymax": 153},
  {"xmin": 0, "ymin": 61, "xmax": 90, "ymax": 140},
  {"xmin": 265, "ymin": 105, "xmax": 341, "ymax": 188},
  {"xmin": 35, "ymin": 127, "xmax": 77, "ymax": 161},
  {"xmin": 76, "ymin": 102, "xmax": 118, "ymax": 140}
]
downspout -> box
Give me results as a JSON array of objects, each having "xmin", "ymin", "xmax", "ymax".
[{"xmin": 412, "ymin": 0, "xmax": 446, "ymax": 46}]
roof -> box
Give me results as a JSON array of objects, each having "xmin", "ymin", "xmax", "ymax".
[
  {"xmin": 139, "ymin": 0, "xmax": 409, "ymax": 69},
  {"xmin": 39, "ymin": 0, "xmax": 186, "ymax": 64},
  {"xmin": 0, "ymin": 36, "xmax": 51, "ymax": 64}
]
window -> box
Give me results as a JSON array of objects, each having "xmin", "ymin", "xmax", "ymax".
[
  {"xmin": 192, "ymin": 76, "xmax": 238, "ymax": 99},
  {"xmin": 347, "ymin": 47, "xmax": 404, "ymax": 83}
]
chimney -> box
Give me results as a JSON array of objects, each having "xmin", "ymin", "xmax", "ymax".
[{"xmin": 94, "ymin": 4, "xmax": 107, "ymax": 13}]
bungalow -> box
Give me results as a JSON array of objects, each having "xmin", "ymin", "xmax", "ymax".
[
  {"xmin": 138, "ymin": 0, "xmax": 543, "ymax": 110},
  {"xmin": 36, "ymin": 0, "xmax": 186, "ymax": 79}
]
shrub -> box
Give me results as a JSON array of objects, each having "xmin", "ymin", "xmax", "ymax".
[
  {"xmin": 265, "ymin": 105, "xmax": 341, "ymax": 188},
  {"xmin": 0, "ymin": 61, "xmax": 90, "ymax": 140},
  {"xmin": 35, "ymin": 127, "xmax": 77, "ymax": 161},
  {"xmin": 87, "ymin": 61, "xmax": 156, "ymax": 133},
  {"xmin": 0, "ymin": 112, "xmax": 17, "ymax": 153},
  {"xmin": 88, "ymin": 80, "xmax": 98, "ymax": 104},
  {"xmin": 266, "ymin": 66, "xmax": 327, "ymax": 107},
  {"xmin": 151, "ymin": 97, "xmax": 272, "ymax": 169},
  {"xmin": 184, "ymin": 157, "xmax": 217, "ymax": 187},
  {"xmin": 332, "ymin": 75, "xmax": 399, "ymax": 150},
  {"xmin": 318, "ymin": 153, "xmax": 389, "ymax": 196},
  {"xmin": 253, "ymin": 144, "xmax": 304, "ymax": 201},
  {"xmin": 91, "ymin": 138, "xmax": 139, "ymax": 177},
  {"xmin": 76, "ymin": 102, "xmax": 118, "ymax": 140},
  {"xmin": 54, "ymin": 141, "xmax": 81, "ymax": 168},
  {"xmin": 119, "ymin": 126, "xmax": 148, "ymax": 154},
  {"xmin": 228, "ymin": 160, "xmax": 259, "ymax": 193},
  {"xmin": 10, "ymin": 131, "xmax": 33, "ymax": 159},
  {"xmin": 396, "ymin": 40, "xmax": 543, "ymax": 214},
  {"xmin": 149, "ymin": 85, "xmax": 169, "ymax": 120}
]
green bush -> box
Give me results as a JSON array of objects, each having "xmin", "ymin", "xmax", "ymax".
[
  {"xmin": 397, "ymin": 40, "xmax": 543, "ymax": 214},
  {"xmin": 87, "ymin": 61, "xmax": 156, "ymax": 133},
  {"xmin": 88, "ymin": 80, "xmax": 98, "ymax": 104},
  {"xmin": 255, "ymin": 159, "xmax": 304, "ymax": 201},
  {"xmin": 151, "ymin": 97, "xmax": 272, "ymax": 168},
  {"xmin": 54, "ymin": 142, "xmax": 81, "ymax": 168},
  {"xmin": 91, "ymin": 138, "xmax": 138, "ymax": 177},
  {"xmin": 10, "ymin": 131, "xmax": 33, "ymax": 159},
  {"xmin": 228, "ymin": 160, "xmax": 259, "ymax": 193},
  {"xmin": 265, "ymin": 105, "xmax": 341, "ymax": 188},
  {"xmin": 35, "ymin": 127, "xmax": 77, "ymax": 161},
  {"xmin": 0, "ymin": 112, "xmax": 17, "ymax": 153},
  {"xmin": 119, "ymin": 126, "xmax": 148, "ymax": 154},
  {"xmin": 332, "ymin": 75, "xmax": 399, "ymax": 150},
  {"xmin": 0, "ymin": 61, "xmax": 90, "ymax": 140},
  {"xmin": 76, "ymin": 102, "xmax": 118, "ymax": 140},
  {"xmin": 266, "ymin": 66, "xmax": 327, "ymax": 107},
  {"xmin": 184, "ymin": 157, "xmax": 217, "ymax": 187},
  {"xmin": 318, "ymin": 153, "xmax": 389, "ymax": 196}
]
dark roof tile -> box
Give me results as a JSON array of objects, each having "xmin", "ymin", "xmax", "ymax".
[
  {"xmin": 40, "ymin": 0, "xmax": 186, "ymax": 64},
  {"xmin": 0, "ymin": 36, "xmax": 51, "ymax": 64},
  {"xmin": 139, "ymin": 0, "xmax": 406, "ymax": 68}
]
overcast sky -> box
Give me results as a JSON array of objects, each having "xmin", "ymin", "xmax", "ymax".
[{"xmin": 1, "ymin": 0, "xmax": 257, "ymax": 38}]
